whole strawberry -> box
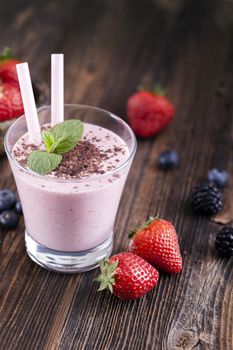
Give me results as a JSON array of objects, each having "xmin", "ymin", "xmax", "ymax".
[
  {"xmin": 96, "ymin": 252, "xmax": 159, "ymax": 300},
  {"xmin": 0, "ymin": 47, "xmax": 24, "ymax": 121},
  {"xmin": 126, "ymin": 85, "xmax": 175, "ymax": 138},
  {"xmin": 128, "ymin": 217, "xmax": 182, "ymax": 274},
  {"xmin": 0, "ymin": 48, "xmax": 21, "ymax": 83}
]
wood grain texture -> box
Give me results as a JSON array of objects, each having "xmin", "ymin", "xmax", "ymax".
[{"xmin": 0, "ymin": 0, "xmax": 233, "ymax": 349}]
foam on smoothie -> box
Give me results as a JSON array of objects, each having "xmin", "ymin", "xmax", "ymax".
[{"xmin": 12, "ymin": 123, "xmax": 129, "ymax": 179}]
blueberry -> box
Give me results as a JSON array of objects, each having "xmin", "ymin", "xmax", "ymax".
[
  {"xmin": 15, "ymin": 201, "xmax": 23, "ymax": 215},
  {"xmin": 0, "ymin": 189, "xmax": 17, "ymax": 210},
  {"xmin": 0, "ymin": 210, "xmax": 19, "ymax": 230},
  {"xmin": 157, "ymin": 150, "xmax": 180, "ymax": 170},
  {"xmin": 207, "ymin": 168, "xmax": 229, "ymax": 188}
]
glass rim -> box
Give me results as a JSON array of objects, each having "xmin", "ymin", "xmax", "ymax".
[{"xmin": 4, "ymin": 104, "xmax": 137, "ymax": 183}]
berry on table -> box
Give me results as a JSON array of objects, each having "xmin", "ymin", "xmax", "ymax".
[
  {"xmin": 215, "ymin": 227, "xmax": 233, "ymax": 257},
  {"xmin": 96, "ymin": 252, "xmax": 159, "ymax": 300},
  {"xmin": 126, "ymin": 85, "xmax": 175, "ymax": 138},
  {"xmin": 15, "ymin": 201, "xmax": 23, "ymax": 215},
  {"xmin": 157, "ymin": 150, "xmax": 180, "ymax": 170},
  {"xmin": 207, "ymin": 168, "xmax": 229, "ymax": 188},
  {"xmin": 128, "ymin": 216, "xmax": 182, "ymax": 274},
  {"xmin": 0, "ymin": 189, "xmax": 17, "ymax": 210},
  {"xmin": 0, "ymin": 210, "xmax": 19, "ymax": 230},
  {"xmin": 191, "ymin": 182, "xmax": 223, "ymax": 216}
]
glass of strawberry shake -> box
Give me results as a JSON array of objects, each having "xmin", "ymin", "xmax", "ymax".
[{"xmin": 4, "ymin": 104, "xmax": 136, "ymax": 272}]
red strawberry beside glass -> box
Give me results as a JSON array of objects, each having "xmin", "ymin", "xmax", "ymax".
[{"xmin": 0, "ymin": 48, "xmax": 24, "ymax": 121}]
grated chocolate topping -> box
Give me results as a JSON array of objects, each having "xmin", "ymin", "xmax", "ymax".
[{"xmin": 53, "ymin": 140, "xmax": 108, "ymax": 179}]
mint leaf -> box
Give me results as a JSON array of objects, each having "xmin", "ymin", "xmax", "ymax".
[
  {"xmin": 51, "ymin": 120, "xmax": 83, "ymax": 140},
  {"xmin": 28, "ymin": 121, "xmax": 84, "ymax": 174},
  {"xmin": 28, "ymin": 151, "xmax": 62, "ymax": 175},
  {"xmin": 50, "ymin": 119, "xmax": 84, "ymax": 154},
  {"xmin": 50, "ymin": 136, "xmax": 78, "ymax": 155},
  {"xmin": 42, "ymin": 131, "xmax": 55, "ymax": 153}
]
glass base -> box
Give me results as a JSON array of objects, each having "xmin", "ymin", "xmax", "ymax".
[{"xmin": 25, "ymin": 231, "xmax": 113, "ymax": 273}]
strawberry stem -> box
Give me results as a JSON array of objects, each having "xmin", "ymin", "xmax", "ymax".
[
  {"xmin": 128, "ymin": 229, "xmax": 137, "ymax": 239},
  {"xmin": 153, "ymin": 84, "xmax": 167, "ymax": 96},
  {"xmin": 137, "ymin": 83, "xmax": 167, "ymax": 96},
  {"xmin": 0, "ymin": 47, "xmax": 13, "ymax": 62},
  {"xmin": 95, "ymin": 259, "xmax": 118, "ymax": 293},
  {"xmin": 128, "ymin": 215, "xmax": 160, "ymax": 238}
]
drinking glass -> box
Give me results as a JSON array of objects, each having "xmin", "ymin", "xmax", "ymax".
[{"xmin": 4, "ymin": 104, "xmax": 136, "ymax": 273}]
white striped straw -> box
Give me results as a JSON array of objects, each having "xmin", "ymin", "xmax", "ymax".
[
  {"xmin": 16, "ymin": 63, "xmax": 42, "ymax": 145},
  {"xmin": 51, "ymin": 53, "xmax": 64, "ymax": 126}
]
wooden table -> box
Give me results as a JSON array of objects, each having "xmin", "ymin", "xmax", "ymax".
[{"xmin": 0, "ymin": 1, "xmax": 232, "ymax": 349}]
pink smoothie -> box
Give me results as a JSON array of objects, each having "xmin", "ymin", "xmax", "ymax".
[{"xmin": 11, "ymin": 123, "xmax": 130, "ymax": 252}]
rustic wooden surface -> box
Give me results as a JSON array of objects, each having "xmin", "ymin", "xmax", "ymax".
[{"xmin": 0, "ymin": 0, "xmax": 233, "ymax": 349}]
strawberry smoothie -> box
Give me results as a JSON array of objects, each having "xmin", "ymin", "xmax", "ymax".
[
  {"xmin": 5, "ymin": 105, "xmax": 136, "ymax": 272},
  {"xmin": 11, "ymin": 123, "xmax": 129, "ymax": 251}
]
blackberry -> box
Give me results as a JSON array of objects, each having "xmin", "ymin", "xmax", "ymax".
[
  {"xmin": 191, "ymin": 182, "xmax": 223, "ymax": 215},
  {"xmin": 215, "ymin": 227, "xmax": 233, "ymax": 257}
]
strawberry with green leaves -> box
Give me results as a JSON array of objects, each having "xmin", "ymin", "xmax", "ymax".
[
  {"xmin": 128, "ymin": 217, "xmax": 182, "ymax": 274},
  {"xmin": 0, "ymin": 47, "xmax": 24, "ymax": 121},
  {"xmin": 0, "ymin": 47, "xmax": 21, "ymax": 83},
  {"xmin": 96, "ymin": 252, "xmax": 159, "ymax": 300},
  {"xmin": 126, "ymin": 85, "xmax": 175, "ymax": 138}
]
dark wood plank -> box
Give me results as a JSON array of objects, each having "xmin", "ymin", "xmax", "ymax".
[{"xmin": 0, "ymin": 0, "xmax": 232, "ymax": 349}]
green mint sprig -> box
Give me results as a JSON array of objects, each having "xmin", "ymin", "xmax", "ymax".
[
  {"xmin": 27, "ymin": 119, "xmax": 84, "ymax": 175},
  {"xmin": 42, "ymin": 120, "xmax": 84, "ymax": 154}
]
